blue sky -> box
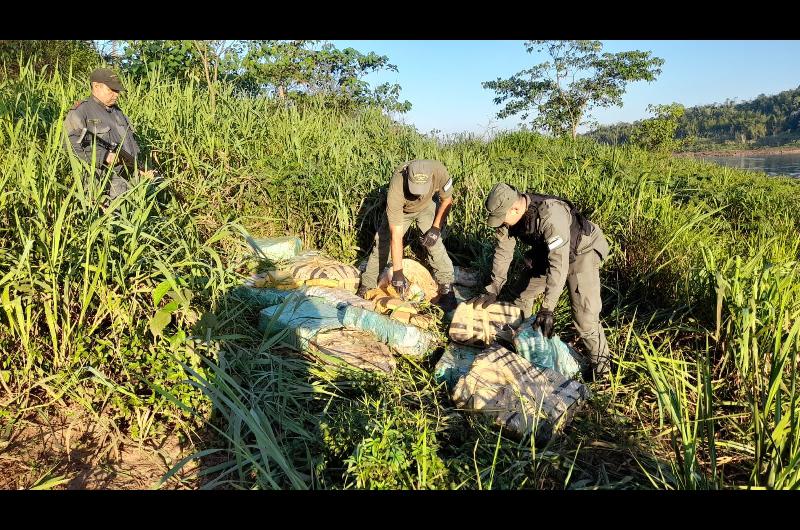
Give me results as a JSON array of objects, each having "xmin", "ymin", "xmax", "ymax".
[{"xmin": 333, "ymin": 40, "xmax": 800, "ymax": 136}]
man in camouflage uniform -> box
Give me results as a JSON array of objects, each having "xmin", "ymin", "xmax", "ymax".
[
  {"xmin": 63, "ymin": 67, "xmax": 151, "ymax": 203},
  {"xmin": 471, "ymin": 183, "xmax": 611, "ymax": 380},
  {"xmin": 358, "ymin": 159, "xmax": 458, "ymax": 312}
]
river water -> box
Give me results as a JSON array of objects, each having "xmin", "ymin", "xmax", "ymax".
[{"xmin": 692, "ymin": 152, "xmax": 800, "ymax": 178}]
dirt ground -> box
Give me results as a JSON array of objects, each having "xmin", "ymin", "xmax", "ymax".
[{"xmin": 0, "ymin": 405, "xmax": 201, "ymax": 490}]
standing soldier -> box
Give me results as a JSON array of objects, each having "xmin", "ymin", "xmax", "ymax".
[
  {"xmin": 358, "ymin": 159, "xmax": 458, "ymax": 312},
  {"xmin": 63, "ymin": 67, "xmax": 151, "ymax": 202},
  {"xmin": 471, "ymin": 183, "xmax": 612, "ymax": 380}
]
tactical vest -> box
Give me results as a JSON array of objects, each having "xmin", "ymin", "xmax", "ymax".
[{"xmin": 512, "ymin": 193, "xmax": 594, "ymax": 263}]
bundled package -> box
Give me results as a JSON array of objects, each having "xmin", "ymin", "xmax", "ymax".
[
  {"xmin": 447, "ymin": 344, "xmax": 591, "ymax": 444},
  {"xmin": 448, "ymin": 301, "xmax": 524, "ymax": 347},
  {"xmin": 250, "ymin": 251, "xmax": 361, "ymax": 293}
]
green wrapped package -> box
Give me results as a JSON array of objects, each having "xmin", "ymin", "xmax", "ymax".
[
  {"xmin": 258, "ymin": 296, "xmax": 343, "ymax": 351},
  {"xmin": 513, "ymin": 318, "xmax": 585, "ymax": 379},
  {"xmin": 231, "ymin": 286, "xmax": 299, "ymax": 308},
  {"xmin": 249, "ymin": 289, "xmax": 437, "ymax": 357},
  {"xmin": 433, "ymin": 343, "xmax": 481, "ymax": 390},
  {"xmin": 258, "ymin": 297, "xmax": 396, "ymax": 373},
  {"xmin": 246, "ymin": 235, "xmax": 303, "ymax": 262},
  {"xmin": 340, "ymin": 305, "xmax": 435, "ymax": 357}
]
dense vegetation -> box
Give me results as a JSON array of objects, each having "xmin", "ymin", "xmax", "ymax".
[
  {"xmin": 3, "ymin": 48, "xmax": 800, "ymax": 489},
  {"xmin": 588, "ymin": 86, "xmax": 800, "ymax": 150}
]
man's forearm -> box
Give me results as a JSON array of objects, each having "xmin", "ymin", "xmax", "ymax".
[
  {"xmin": 390, "ymin": 225, "xmax": 404, "ymax": 271},
  {"xmin": 487, "ymin": 232, "xmax": 516, "ymax": 294},
  {"xmin": 433, "ymin": 197, "xmax": 453, "ymax": 228},
  {"xmin": 542, "ymin": 245, "xmax": 569, "ymax": 310}
]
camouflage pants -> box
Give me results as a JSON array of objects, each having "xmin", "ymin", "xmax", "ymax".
[
  {"xmin": 511, "ymin": 249, "xmax": 610, "ymax": 369},
  {"xmin": 361, "ymin": 201, "xmax": 455, "ymax": 289}
]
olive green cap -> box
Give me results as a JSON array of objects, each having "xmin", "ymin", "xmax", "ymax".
[
  {"xmin": 406, "ymin": 160, "xmax": 433, "ymax": 196},
  {"xmin": 485, "ymin": 183, "xmax": 520, "ymax": 228}
]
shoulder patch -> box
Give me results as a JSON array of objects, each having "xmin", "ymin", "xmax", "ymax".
[
  {"xmin": 547, "ymin": 235, "xmax": 566, "ymax": 251},
  {"xmin": 442, "ymin": 178, "xmax": 453, "ymax": 192}
]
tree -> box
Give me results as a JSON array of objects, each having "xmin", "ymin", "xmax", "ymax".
[
  {"xmin": 482, "ymin": 40, "xmax": 664, "ymax": 139},
  {"xmin": 630, "ymin": 103, "xmax": 686, "ymax": 153},
  {"xmin": 0, "ymin": 40, "xmax": 99, "ymax": 79},
  {"xmin": 191, "ymin": 41, "xmax": 243, "ymax": 113},
  {"xmin": 239, "ymin": 40, "xmax": 319, "ymax": 99},
  {"xmin": 240, "ymin": 40, "xmax": 411, "ymax": 114},
  {"xmin": 108, "ymin": 40, "xmax": 412, "ymax": 115},
  {"xmin": 118, "ymin": 40, "xmax": 206, "ymax": 83},
  {"xmin": 118, "ymin": 41, "xmax": 247, "ymax": 113},
  {"xmin": 368, "ymin": 82, "xmax": 412, "ymax": 115}
]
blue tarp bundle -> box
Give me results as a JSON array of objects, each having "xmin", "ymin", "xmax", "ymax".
[
  {"xmin": 247, "ymin": 287, "xmax": 435, "ymax": 357},
  {"xmin": 513, "ymin": 319, "xmax": 585, "ymax": 379},
  {"xmin": 433, "ymin": 343, "xmax": 481, "ymax": 391}
]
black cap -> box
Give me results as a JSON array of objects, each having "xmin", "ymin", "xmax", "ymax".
[{"xmin": 90, "ymin": 68, "xmax": 125, "ymax": 92}]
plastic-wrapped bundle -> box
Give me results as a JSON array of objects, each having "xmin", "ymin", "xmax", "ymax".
[
  {"xmin": 258, "ymin": 297, "xmax": 345, "ymax": 351},
  {"xmin": 231, "ymin": 286, "xmax": 301, "ymax": 308},
  {"xmin": 340, "ymin": 305, "xmax": 436, "ymax": 357},
  {"xmin": 513, "ymin": 319, "xmax": 585, "ymax": 379},
  {"xmin": 433, "ymin": 343, "xmax": 481, "ymax": 390},
  {"xmin": 253, "ymin": 251, "xmax": 361, "ymax": 292},
  {"xmin": 311, "ymin": 329, "xmax": 396, "ymax": 374},
  {"xmin": 449, "ymin": 344, "xmax": 590, "ymax": 444},
  {"xmin": 251, "ymin": 291, "xmax": 436, "ymax": 358},
  {"xmin": 258, "ymin": 299, "xmax": 396, "ymax": 373},
  {"xmin": 246, "ymin": 235, "xmax": 303, "ymax": 262},
  {"xmin": 234, "ymin": 285, "xmax": 376, "ymax": 312},
  {"xmin": 378, "ymin": 258, "xmax": 438, "ymax": 301},
  {"xmin": 368, "ymin": 289, "xmax": 421, "ymax": 313},
  {"xmin": 386, "ymin": 310, "xmax": 436, "ymax": 330},
  {"xmin": 448, "ymin": 301, "xmax": 524, "ymax": 347},
  {"xmin": 302, "ymin": 285, "xmax": 434, "ymax": 330},
  {"xmin": 301, "ymin": 285, "xmax": 376, "ymax": 311}
]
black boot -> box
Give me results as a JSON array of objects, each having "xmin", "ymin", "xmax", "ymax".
[
  {"xmin": 582, "ymin": 354, "xmax": 610, "ymax": 382},
  {"xmin": 432, "ymin": 284, "xmax": 458, "ymax": 312},
  {"xmin": 356, "ymin": 284, "xmax": 369, "ymax": 298}
]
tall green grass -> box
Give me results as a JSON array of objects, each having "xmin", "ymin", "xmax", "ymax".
[{"xmin": 3, "ymin": 60, "xmax": 800, "ymax": 489}]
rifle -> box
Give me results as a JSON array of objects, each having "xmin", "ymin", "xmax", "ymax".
[
  {"xmin": 77, "ymin": 127, "xmax": 186, "ymax": 203},
  {"xmin": 77, "ymin": 126, "xmax": 138, "ymax": 171}
]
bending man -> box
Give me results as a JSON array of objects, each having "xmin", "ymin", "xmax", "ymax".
[
  {"xmin": 358, "ymin": 159, "xmax": 457, "ymax": 312},
  {"xmin": 472, "ymin": 183, "xmax": 611, "ymax": 380}
]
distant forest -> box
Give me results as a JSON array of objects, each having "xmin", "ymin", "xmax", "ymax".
[{"xmin": 588, "ymin": 86, "xmax": 800, "ymax": 150}]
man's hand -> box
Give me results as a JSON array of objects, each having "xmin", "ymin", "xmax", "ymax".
[
  {"xmin": 391, "ymin": 270, "xmax": 410, "ymax": 301},
  {"xmin": 535, "ymin": 308, "xmax": 555, "ymax": 338},
  {"xmin": 105, "ymin": 151, "xmax": 117, "ymax": 165},
  {"xmin": 468, "ymin": 291, "xmax": 497, "ymax": 309},
  {"xmin": 420, "ymin": 226, "xmax": 441, "ymax": 248}
]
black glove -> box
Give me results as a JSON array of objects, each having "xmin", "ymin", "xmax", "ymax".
[
  {"xmin": 535, "ymin": 308, "xmax": 555, "ymax": 338},
  {"xmin": 391, "ymin": 269, "xmax": 410, "ymax": 300},
  {"xmin": 523, "ymin": 249, "xmax": 537, "ymax": 270},
  {"xmin": 469, "ymin": 291, "xmax": 497, "ymax": 309},
  {"xmin": 420, "ymin": 226, "xmax": 441, "ymax": 248}
]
